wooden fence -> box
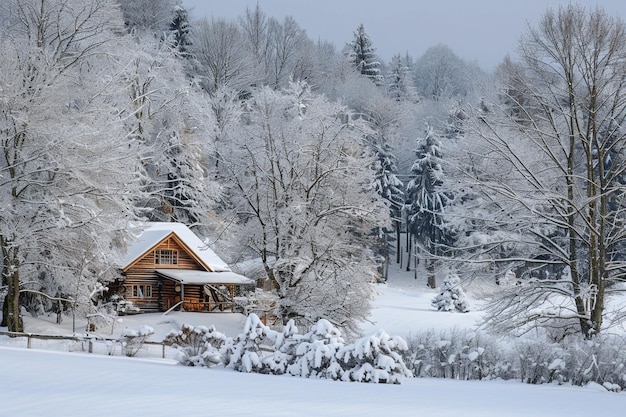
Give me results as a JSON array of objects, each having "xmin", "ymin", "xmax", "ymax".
[{"xmin": 0, "ymin": 331, "xmax": 169, "ymax": 359}]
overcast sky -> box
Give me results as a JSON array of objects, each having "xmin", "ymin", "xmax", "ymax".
[{"xmin": 183, "ymin": 1, "xmax": 626, "ymax": 71}]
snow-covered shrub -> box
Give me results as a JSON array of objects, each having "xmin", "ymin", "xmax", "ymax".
[
  {"xmin": 558, "ymin": 335, "xmax": 626, "ymax": 390},
  {"xmin": 223, "ymin": 315, "xmax": 411, "ymax": 384},
  {"xmin": 336, "ymin": 329, "xmax": 412, "ymax": 383},
  {"xmin": 163, "ymin": 324, "xmax": 228, "ymax": 367},
  {"xmin": 402, "ymin": 328, "xmax": 626, "ymax": 391},
  {"xmin": 287, "ymin": 319, "xmax": 344, "ymax": 380},
  {"xmin": 516, "ymin": 339, "xmax": 565, "ymax": 384},
  {"xmin": 119, "ymin": 325, "xmax": 154, "ymax": 357},
  {"xmin": 222, "ymin": 313, "xmax": 281, "ymax": 373},
  {"xmin": 260, "ymin": 319, "xmax": 300, "ymax": 375},
  {"xmin": 431, "ymin": 273, "xmax": 470, "ymax": 313},
  {"xmin": 404, "ymin": 328, "xmax": 507, "ymax": 380}
]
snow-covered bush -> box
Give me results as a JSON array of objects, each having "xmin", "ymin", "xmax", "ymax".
[
  {"xmin": 222, "ymin": 314, "xmax": 411, "ymax": 384},
  {"xmin": 404, "ymin": 329, "xmax": 508, "ymax": 380},
  {"xmin": 516, "ymin": 339, "xmax": 566, "ymax": 384},
  {"xmin": 260, "ymin": 319, "xmax": 300, "ymax": 375},
  {"xmin": 163, "ymin": 324, "xmax": 228, "ymax": 367},
  {"xmin": 336, "ymin": 329, "xmax": 412, "ymax": 383},
  {"xmin": 431, "ymin": 273, "xmax": 470, "ymax": 313},
  {"xmin": 403, "ymin": 328, "xmax": 626, "ymax": 391},
  {"xmin": 119, "ymin": 325, "xmax": 154, "ymax": 357},
  {"xmin": 558, "ymin": 335, "xmax": 626, "ymax": 390},
  {"xmin": 286, "ymin": 319, "xmax": 344, "ymax": 380},
  {"xmin": 222, "ymin": 313, "xmax": 281, "ymax": 373}
]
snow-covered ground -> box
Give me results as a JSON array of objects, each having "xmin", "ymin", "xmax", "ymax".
[
  {"xmin": 2, "ymin": 346, "xmax": 624, "ymax": 417},
  {"xmin": 1, "ymin": 263, "xmax": 625, "ymax": 416}
]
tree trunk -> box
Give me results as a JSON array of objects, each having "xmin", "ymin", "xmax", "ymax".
[
  {"xmin": 427, "ymin": 259, "xmax": 436, "ymax": 288},
  {"xmin": 2, "ymin": 235, "xmax": 24, "ymax": 332},
  {"xmin": 406, "ymin": 236, "xmax": 412, "ymax": 272},
  {"xmin": 395, "ymin": 220, "xmax": 401, "ymax": 264},
  {"xmin": 1, "ymin": 293, "xmax": 8, "ymax": 327},
  {"xmin": 6, "ymin": 271, "xmax": 23, "ymax": 333}
]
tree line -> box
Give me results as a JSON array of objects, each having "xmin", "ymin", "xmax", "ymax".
[{"xmin": 2, "ymin": 0, "xmax": 626, "ymax": 341}]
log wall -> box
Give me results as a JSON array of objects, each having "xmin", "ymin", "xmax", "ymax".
[{"xmin": 121, "ymin": 236, "xmax": 206, "ymax": 312}]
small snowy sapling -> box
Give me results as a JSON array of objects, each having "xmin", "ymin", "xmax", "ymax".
[{"xmin": 431, "ymin": 273, "xmax": 470, "ymax": 313}]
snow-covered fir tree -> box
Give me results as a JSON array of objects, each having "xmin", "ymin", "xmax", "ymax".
[
  {"xmin": 169, "ymin": 4, "xmax": 192, "ymax": 56},
  {"xmin": 387, "ymin": 53, "xmax": 418, "ymax": 102},
  {"xmin": 431, "ymin": 272, "xmax": 470, "ymax": 313},
  {"xmin": 371, "ymin": 138, "xmax": 405, "ymax": 277},
  {"xmin": 404, "ymin": 125, "xmax": 454, "ymax": 287},
  {"xmin": 346, "ymin": 24, "xmax": 384, "ymax": 86}
]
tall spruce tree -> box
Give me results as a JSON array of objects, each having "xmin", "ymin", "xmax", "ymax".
[
  {"xmin": 371, "ymin": 139, "xmax": 405, "ymax": 275},
  {"xmin": 387, "ymin": 53, "xmax": 417, "ymax": 102},
  {"xmin": 404, "ymin": 125, "xmax": 453, "ymax": 287},
  {"xmin": 346, "ymin": 24, "xmax": 383, "ymax": 86},
  {"xmin": 169, "ymin": 5, "xmax": 192, "ymax": 56}
]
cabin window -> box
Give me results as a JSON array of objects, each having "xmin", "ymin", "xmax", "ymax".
[
  {"xmin": 155, "ymin": 249, "xmax": 178, "ymax": 265},
  {"xmin": 132, "ymin": 284, "xmax": 152, "ymax": 298}
]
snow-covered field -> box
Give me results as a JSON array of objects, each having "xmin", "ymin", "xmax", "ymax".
[{"xmin": 1, "ymin": 265, "xmax": 625, "ymax": 416}]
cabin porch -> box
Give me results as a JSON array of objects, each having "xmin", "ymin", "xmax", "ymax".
[{"xmin": 156, "ymin": 269, "xmax": 255, "ymax": 313}]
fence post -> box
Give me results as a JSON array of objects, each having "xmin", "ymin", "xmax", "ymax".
[{"xmin": 27, "ymin": 335, "xmax": 31, "ymax": 349}]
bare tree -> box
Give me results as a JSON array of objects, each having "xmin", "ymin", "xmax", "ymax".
[
  {"xmin": 265, "ymin": 16, "xmax": 309, "ymax": 89},
  {"xmin": 191, "ymin": 17, "xmax": 256, "ymax": 94},
  {"xmin": 461, "ymin": 5, "xmax": 626, "ymax": 338},
  {"xmin": 221, "ymin": 82, "xmax": 389, "ymax": 336},
  {"xmin": 117, "ymin": 0, "xmax": 176, "ymax": 32},
  {"xmin": 413, "ymin": 44, "xmax": 472, "ymax": 101},
  {"xmin": 0, "ymin": 0, "xmax": 143, "ymax": 332}
]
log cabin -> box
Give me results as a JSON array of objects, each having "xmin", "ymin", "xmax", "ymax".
[{"xmin": 111, "ymin": 222, "xmax": 255, "ymax": 313}]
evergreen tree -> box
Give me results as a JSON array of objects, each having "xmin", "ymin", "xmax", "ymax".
[
  {"xmin": 431, "ymin": 272, "xmax": 470, "ymax": 313},
  {"xmin": 387, "ymin": 53, "xmax": 417, "ymax": 102},
  {"xmin": 371, "ymin": 139, "xmax": 405, "ymax": 275},
  {"xmin": 444, "ymin": 103, "xmax": 466, "ymax": 139},
  {"xmin": 346, "ymin": 24, "xmax": 383, "ymax": 86},
  {"xmin": 169, "ymin": 5, "xmax": 192, "ymax": 56},
  {"xmin": 404, "ymin": 125, "xmax": 453, "ymax": 287}
]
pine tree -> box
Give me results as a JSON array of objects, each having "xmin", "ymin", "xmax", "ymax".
[
  {"xmin": 169, "ymin": 5, "xmax": 192, "ymax": 56},
  {"xmin": 371, "ymin": 139, "xmax": 405, "ymax": 275},
  {"xmin": 431, "ymin": 272, "xmax": 470, "ymax": 313},
  {"xmin": 387, "ymin": 53, "xmax": 417, "ymax": 102},
  {"xmin": 404, "ymin": 125, "xmax": 453, "ymax": 287},
  {"xmin": 346, "ymin": 24, "xmax": 383, "ymax": 86}
]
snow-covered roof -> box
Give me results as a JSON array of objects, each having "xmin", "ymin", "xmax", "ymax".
[
  {"xmin": 156, "ymin": 269, "xmax": 255, "ymax": 285},
  {"xmin": 121, "ymin": 222, "xmax": 230, "ymax": 272}
]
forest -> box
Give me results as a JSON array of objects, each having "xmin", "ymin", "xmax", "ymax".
[{"xmin": 1, "ymin": 0, "xmax": 626, "ymax": 350}]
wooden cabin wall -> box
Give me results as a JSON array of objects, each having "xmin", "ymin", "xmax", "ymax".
[
  {"xmin": 129, "ymin": 237, "xmax": 204, "ymax": 270},
  {"xmin": 121, "ymin": 236, "xmax": 206, "ymax": 312}
]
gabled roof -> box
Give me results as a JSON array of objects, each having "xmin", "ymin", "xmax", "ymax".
[{"xmin": 121, "ymin": 222, "xmax": 230, "ymax": 272}]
